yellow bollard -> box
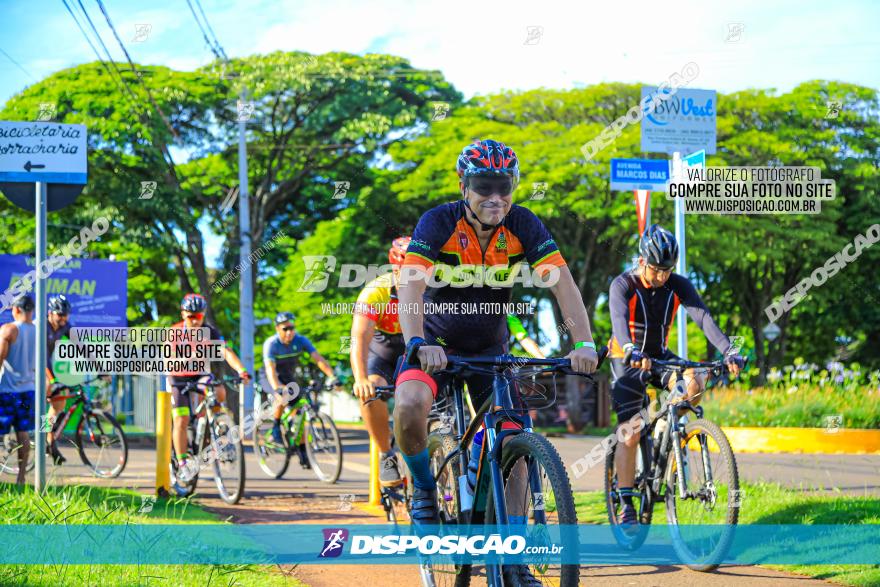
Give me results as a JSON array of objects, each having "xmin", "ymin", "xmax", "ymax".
[
  {"xmin": 368, "ymin": 437, "xmax": 381, "ymax": 505},
  {"xmin": 156, "ymin": 390, "xmax": 172, "ymax": 495}
]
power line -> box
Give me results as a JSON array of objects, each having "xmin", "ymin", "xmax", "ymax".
[
  {"xmin": 61, "ymin": 0, "xmax": 138, "ymax": 105},
  {"xmin": 193, "ymin": 0, "xmax": 228, "ymax": 61},
  {"xmin": 92, "ymin": 0, "xmax": 180, "ymax": 140},
  {"xmin": 0, "ymin": 47, "xmax": 37, "ymax": 82},
  {"xmin": 185, "ymin": 0, "xmax": 226, "ymax": 63},
  {"xmin": 64, "ymin": 0, "xmax": 140, "ymax": 105}
]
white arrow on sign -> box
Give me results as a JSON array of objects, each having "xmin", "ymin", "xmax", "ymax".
[{"xmin": 0, "ymin": 121, "xmax": 87, "ymax": 185}]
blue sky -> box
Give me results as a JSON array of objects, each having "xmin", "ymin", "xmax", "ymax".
[{"xmin": 2, "ymin": 0, "xmax": 879, "ymax": 106}]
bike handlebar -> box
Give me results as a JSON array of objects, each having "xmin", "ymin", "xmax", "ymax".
[
  {"xmin": 362, "ymin": 347, "xmax": 608, "ymax": 406},
  {"xmin": 438, "ymin": 345, "xmax": 608, "ymax": 377},
  {"xmin": 648, "ymin": 355, "xmax": 747, "ymax": 373}
]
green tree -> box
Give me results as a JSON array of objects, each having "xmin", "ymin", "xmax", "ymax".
[{"xmin": 1, "ymin": 52, "xmax": 460, "ymax": 325}]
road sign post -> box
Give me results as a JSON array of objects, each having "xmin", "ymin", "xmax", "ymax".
[
  {"xmin": 639, "ymin": 86, "xmax": 716, "ymax": 360},
  {"xmin": 34, "ymin": 182, "xmax": 48, "ymax": 491},
  {"xmin": 673, "ymin": 150, "xmax": 706, "ymax": 358},
  {"xmin": 0, "ymin": 121, "xmax": 87, "ymax": 493}
]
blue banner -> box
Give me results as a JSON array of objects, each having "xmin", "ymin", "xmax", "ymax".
[
  {"xmin": 0, "ymin": 254, "xmax": 127, "ymax": 327},
  {"xmin": 0, "ymin": 524, "xmax": 877, "ymax": 565}
]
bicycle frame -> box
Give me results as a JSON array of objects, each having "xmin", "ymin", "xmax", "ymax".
[
  {"xmin": 280, "ymin": 385, "xmax": 320, "ymax": 446},
  {"xmin": 50, "ymin": 381, "xmax": 100, "ymax": 437},
  {"xmin": 181, "ymin": 379, "xmax": 226, "ymax": 449},
  {"xmin": 635, "ymin": 359, "xmax": 724, "ymax": 503}
]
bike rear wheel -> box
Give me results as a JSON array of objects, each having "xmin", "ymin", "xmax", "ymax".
[
  {"xmin": 0, "ymin": 428, "xmax": 34, "ymax": 475},
  {"xmin": 254, "ymin": 413, "xmax": 291, "ymax": 479},
  {"xmin": 487, "ymin": 432, "xmax": 579, "ymax": 587},
  {"xmin": 210, "ymin": 409, "xmax": 246, "ymax": 504},
  {"xmin": 604, "ymin": 430, "xmax": 653, "ymax": 550},
  {"xmin": 304, "ymin": 411, "xmax": 343, "ymax": 483},
  {"xmin": 76, "ymin": 410, "xmax": 128, "ymax": 478},
  {"xmin": 665, "ymin": 418, "xmax": 739, "ymax": 571}
]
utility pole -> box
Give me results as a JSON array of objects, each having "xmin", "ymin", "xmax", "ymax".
[{"xmin": 238, "ymin": 89, "xmax": 255, "ymax": 429}]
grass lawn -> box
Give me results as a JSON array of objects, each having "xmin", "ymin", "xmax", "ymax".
[
  {"xmin": 536, "ymin": 425, "xmax": 614, "ymax": 437},
  {"xmin": 0, "ymin": 483, "xmax": 304, "ymax": 586},
  {"xmin": 574, "ymin": 482, "xmax": 880, "ymax": 586}
]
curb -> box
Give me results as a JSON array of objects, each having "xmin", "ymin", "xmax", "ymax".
[{"xmin": 721, "ymin": 427, "xmax": 880, "ymax": 454}]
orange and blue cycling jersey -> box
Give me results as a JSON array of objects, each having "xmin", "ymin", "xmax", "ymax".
[
  {"xmin": 354, "ymin": 272, "xmax": 404, "ymax": 362},
  {"xmin": 403, "ymin": 200, "xmax": 566, "ymax": 353}
]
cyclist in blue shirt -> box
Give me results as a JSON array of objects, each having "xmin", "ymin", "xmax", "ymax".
[{"xmin": 262, "ymin": 312, "xmax": 338, "ymax": 465}]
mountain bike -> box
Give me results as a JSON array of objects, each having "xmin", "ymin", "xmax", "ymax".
[
  {"xmin": 170, "ymin": 375, "xmax": 245, "ymax": 504},
  {"xmin": 253, "ymin": 378, "xmax": 343, "ymax": 483},
  {"xmin": 413, "ymin": 345, "xmax": 607, "ymax": 587},
  {"xmin": 1, "ymin": 377, "xmax": 127, "ymax": 478},
  {"xmin": 604, "ymin": 357, "xmax": 741, "ymax": 571},
  {"xmin": 366, "ymin": 375, "xmax": 474, "ymax": 525},
  {"xmin": 51, "ymin": 378, "xmax": 128, "ymax": 477}
]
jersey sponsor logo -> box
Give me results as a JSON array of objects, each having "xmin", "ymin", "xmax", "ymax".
[
  {"xmin": 535, "ymin": 238, "xmax": 555, "ymax": 252},
  {"xmin": 458, "ymin": 231, "xmax": 469, "ymax": 250},
  {"xmin": 495, "ymin": 231, "xmax": 507, "ymax": 251},
  {"xmin": 409, "ymin": 239, "xmax": 432, "ymax": 251}
]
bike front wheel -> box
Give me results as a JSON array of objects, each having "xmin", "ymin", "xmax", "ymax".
[
  {"xmin": 665, "ymin": 418, "xmax": 739, "ymax": 572},
  {"xmin": 254, "ymin": 413, "xmax": 291, "ymax": 479},
  {"xmin": 487, "ymin": 432, "xmax": 579, "ymax": 587},
  {"xmin": 210, "ymin": 409, "xmax": 245, "ymax": 504},
  {"xmin": 76, "ymin": 410, "xmax": 128, "ymax": 478},
  {"xmin": 304, "ymin": 411, "xmax": 343, "ymax": 483}
]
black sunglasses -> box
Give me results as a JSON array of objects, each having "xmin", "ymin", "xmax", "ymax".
[
  {"xmin": 468, "ymin": 178, "xmax": 513, "ymax": 197},
  {"xmin": 281, "ymin": 326, "xmax": 295, "ymax": 332}
]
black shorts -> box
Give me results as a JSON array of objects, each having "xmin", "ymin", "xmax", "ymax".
[
  {"xmin": 394, "ymin": 340, "xmax": 524, "ymax": 413},
  {"xmin": 610, "ymin": 349, "xmax": 679, "ymax": 423},
  {"xmin": 367, "ymin": 352, "xmax": 398, "ymax": 383},
  {"xmin": 170, "ymin": 375, "xmax": 213, "ymax": 417}
]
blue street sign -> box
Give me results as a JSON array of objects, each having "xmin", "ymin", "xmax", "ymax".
[{"xmin": 610, "ymin": 158, "xmax": 670, "ymax": 192}]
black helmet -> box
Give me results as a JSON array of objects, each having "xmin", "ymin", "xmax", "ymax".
[
  {"xmin": 180, "ymin": 293, "xmax": 207, "ymax": 313},
  {"xmin": 274, "ymin": 312, "xmax": 295, "ymax": 325},
  {"xmin": 11, "ymin": 295, "xmax": 35, "ymax": 313},
  {"xmin": 639, "ymin": 224, "xmax": 679, "ymax": 270},
  {"xmin": 48, "ymin": 294, "xmax": 71, "ymax": 315}
]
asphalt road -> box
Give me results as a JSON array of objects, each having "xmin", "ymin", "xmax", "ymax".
[
  {"xmin": 24, "ymin": 428, "xmax": 877, "ymax": 586},
  {"xmin": 34, "ymin": 427, "xmax": 880, "ymax": 500}
]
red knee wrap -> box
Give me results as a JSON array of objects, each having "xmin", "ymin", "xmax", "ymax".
[{"xmin": 396, "ymin": 369, "xmax": 438, "ymax": 398}]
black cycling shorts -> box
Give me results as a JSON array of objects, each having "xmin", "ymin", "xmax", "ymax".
[
  {"xmin": 367, "ymin": 352, "xmax": 398, "ymax": 383},
  {"xmin": 609, "ymin": 349, "xmax": 679, "ymax": 423},
  {"xmin": 170, "ymin": 374, "xmax": 213, "ymax": 417}
]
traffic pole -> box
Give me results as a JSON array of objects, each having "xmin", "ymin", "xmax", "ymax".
[
  {"xmin": 34, "ymin": 182, "xmax": 47, "ymax": 493},
  {"xmin": 155, "ymin": 385, "xmax": 172, "ymax": 495},
  {"xmin": 238, "ymin": 89, "xmax": 255, "ymax": 431},
  {"xmin": 672, "ymin": 152, "xmax": 688, "ymax": 359},
  {"xmin": 368, "ymin": 438, "xmax": 381, "ymax": 506}
]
